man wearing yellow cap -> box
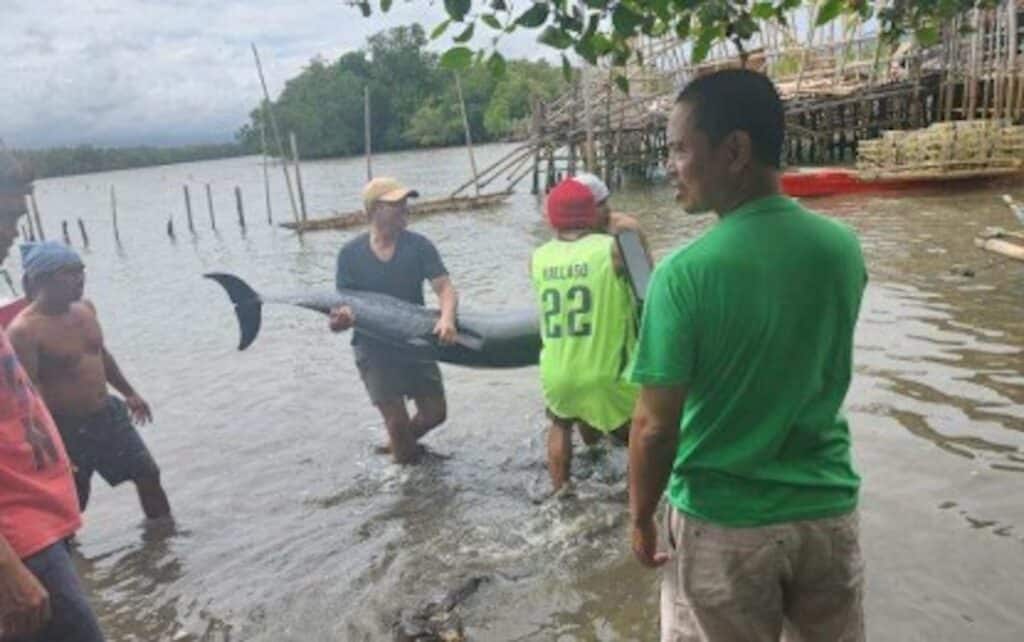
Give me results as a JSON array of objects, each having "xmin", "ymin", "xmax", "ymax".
[{"xmin": 328, "ymin": 178, "xmax": 458, "ymax": 464}]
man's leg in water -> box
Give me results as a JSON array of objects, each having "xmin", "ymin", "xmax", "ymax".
[
  {"xmin": 409, "ymin": 395, "xmax": 446, "ymax": 442},
  {"xmin": 577, "ymin": 423, "xmax": 603, "ymax": 447},
  {"xmin": 376, "ymin": 398, "xmax": 421, "ymax": 464},
  {"xmin": 547, "ymin": 415, "xmax": 574, "ymax": 492},
  {"xmin": 134, "ymin": 475, "xmax": 171, "ymax": 520}
]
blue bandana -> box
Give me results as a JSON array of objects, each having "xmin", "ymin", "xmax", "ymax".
[{"xmin": 20, "ymin": 241, "xmax": 83, "ymax": 279}]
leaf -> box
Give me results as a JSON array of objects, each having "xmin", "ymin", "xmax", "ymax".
[
  {"xmin": 444, "ymin": 0, "xmax": 471, "ymax": 22},
  {"xmin": 358, "ymin": 1, "xmax": 371, "ymax": 17},
  {"xmin": 612, "ymin": 4, "xmax": 644, "ymax": 35},
  {"xmin": 431, "ymin": 18, "xmax": 452, "ymax": 39},
  {"xmin": 561, "ymin": 53, "xmax": 573, "ymax": 81},
  {"xmin": 454, "ymin": 22, "xmax": 476, "ymax": 42},
  {"xmin": 674, "ymin": 16, "xmax": 691, "ymax": 40},
  {"xmin": 915, "ymin": 24, "xmax": 940, "ymax": 46},
  {"xmin": 482, "ymin": 14, "xmax": 503, "ymax": 30},
  {"xmin": 487, "ymin": 51, "xmax": 507, "ymax": 77},
  {"xmin": 816, "ymin": 0, "xmax": 843, "ymax": 26},
  {"xmin": 440, "ymin": 46, "xmax": 473, "ymax": 70},
  {"xmin": 516, "ymin": 2, "xmax": 550, "ymax": 28},
  {"xmin": 575, "ymin": 37, "xmax": 598, "ymax": 64},
  {"xmin": 539, "ymin": 25, "xmax": 574, "ymax": 49},
  {"xmin": 691, "ymin": 26, "xmax": 716, "ymax": 63},
  {"xmin": 380, "ymin": 0, "xmax": 393, "ymax": 12},
  {"xmin": 751, "ymin": 2, "xmax": 774, "ymax": 20},
  {"xmin": 613, "ymin": 74, "xmax": 630, "ymax": 94},
  {"xmin": 490, "ymin": 0, "xmax": 507, "ymax": 10}
]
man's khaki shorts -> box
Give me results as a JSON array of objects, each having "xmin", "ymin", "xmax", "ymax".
[{"xmin": 661, "ymin": 508, "xmax": 864, "ymax": 642}]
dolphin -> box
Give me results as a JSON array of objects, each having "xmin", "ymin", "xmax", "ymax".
[{"xmin": 204, "ymin": 272, "xmax": 541, "ymax": 368}]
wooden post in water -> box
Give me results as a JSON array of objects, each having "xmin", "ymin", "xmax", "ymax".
[
  {"xmin": 251, "ymin": 43, "xmax": 301, "ymax": 224},
  {"xmin": 29, "ymin": 192, "xmax": 45, "ymax": 241},
  {"xmin": 260, "ymin": 118, "xmax": 273, "ymax": 224},
  {"xmin": 77, "ymin": 218, "xmax": 89, "ymax": 248},
  {"xmin": 109, "ymin": 186, "xmax": 120, "ymax": 244},
  {"xmin": 182, "ymin": 185, "xmax": 195, "ymax": 233},
  {"xmin": 583, "ymin": 70, "xmax": 596, "ymax": 173},
  {"xmin": 364, "ymin": 86, "xmax": 373, "ymax": 182},
  {"xmin": 453, "ymin": 73, "xmax": 480, "ymax": 196},
  {"xmin": 289, "ymin": 132, "xmax": 308, "ymax": 221},
  {"xmin": 235, "ymin": 186, "xmax": 246, "ymax": 229},
  {"xmin": 61, "ymin": 220, "xmax": 70, "ymax": 245},
  {"xmin": 205, "ymin": 183, "xmax": 216, "ymax": 230},
  {"xmin": 167, "ymin": 217, "xmax": 175, "ymax": 240}
]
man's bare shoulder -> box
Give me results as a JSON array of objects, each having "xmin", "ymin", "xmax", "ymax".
[
  {"xmin": 7, "ymin": 308, "xmax": 41, "ymax": 345},
  {"xmin": 75, "ymin": 300, "xmax": 98, "ymax": 317}
]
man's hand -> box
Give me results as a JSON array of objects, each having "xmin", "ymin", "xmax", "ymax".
[
  {"xmin": 632, "ymin": 517, "xmax": 669, "ymax": 569},
  {"xmin": 432, "ymin": 315, "xmax": 457, "ymax": 345},
  {"xmin": 125, "ymin": 394, "xmax": 152, "ymax": 425},
  {"xmin": 328, "ymin": 306, "xmax": 355, "ymax": 333},
  {"xmin": 0, "ymin": 557, "xmax": 51, "ymax": 638}
]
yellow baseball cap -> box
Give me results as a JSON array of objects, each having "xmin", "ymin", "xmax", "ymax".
[{"xmin": 362, "ymin": 177, "xmax": 419, "ymax": 212}]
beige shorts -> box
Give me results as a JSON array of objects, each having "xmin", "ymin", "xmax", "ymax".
[{"xmin": 661, "ymin": 508, "xmax": 865, "ymax": 642}]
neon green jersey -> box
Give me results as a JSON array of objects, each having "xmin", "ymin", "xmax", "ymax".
[{"xmin": 531, "ymin": 234, "xmax": 638, "ymax": 432}]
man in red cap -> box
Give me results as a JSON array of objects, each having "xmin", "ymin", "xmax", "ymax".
[{"xmin": 529, "ymin": 178, "xmax": 639, "ymax": 494}]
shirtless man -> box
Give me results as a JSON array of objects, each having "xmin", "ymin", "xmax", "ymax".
[{"xmin": 9, "ymin": 242, "xmax": 170, "ymax": 519}]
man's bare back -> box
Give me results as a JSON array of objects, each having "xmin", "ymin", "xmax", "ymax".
[{"xmin": 9, "ymin": 301, "xmax": 108, "ymax": 418}]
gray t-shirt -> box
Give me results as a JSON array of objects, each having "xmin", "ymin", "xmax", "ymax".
[{"xmin": 335, "ymin": 230, "xmax": 448, "ymax": 357}]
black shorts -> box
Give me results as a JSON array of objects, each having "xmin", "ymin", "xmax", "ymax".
[
  {"xmin": 53, "ymin": 396, "xmax": 160, "ymax": 509},
  {"xmin": 355, "ymin": 352, "xmax": 445, "ymax": 406}
]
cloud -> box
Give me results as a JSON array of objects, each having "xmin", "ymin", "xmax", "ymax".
[{"xmin": 0, "ymin": 0, "xmax": 555, "ymax": 149}]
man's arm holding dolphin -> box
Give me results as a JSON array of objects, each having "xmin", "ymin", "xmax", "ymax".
[{"xmin": 430, "ymin": 275, "xmax": 457, "ymax": 345}]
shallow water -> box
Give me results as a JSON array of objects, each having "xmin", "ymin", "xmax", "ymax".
[{"xmin": 21, "ymin": 144, "xmax": 1024, "ymax": 641}]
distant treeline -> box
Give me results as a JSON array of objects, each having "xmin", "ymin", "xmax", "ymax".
[
  {"xmin": 15, "ymin": 143, "xmax": 246, "ymax": 179},
  {"xmin": 236, "ymin": 25, "xmax": 569, "ymax": 158}
]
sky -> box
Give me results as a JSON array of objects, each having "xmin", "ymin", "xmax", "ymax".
[{"xmin": 1, "ymin": 0, "xmax": 551, "ymax": 149}]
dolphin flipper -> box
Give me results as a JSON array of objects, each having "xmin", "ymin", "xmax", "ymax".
[{"xmin": 204, "ymin": 272, "xmax": 263, "ymax": 351}]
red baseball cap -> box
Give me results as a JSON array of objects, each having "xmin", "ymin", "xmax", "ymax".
[{"xmin": 546, "ymin": 178, "xmax": 598, "ymax": 230}]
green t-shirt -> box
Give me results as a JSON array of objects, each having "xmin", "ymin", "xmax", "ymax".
[
  {"xmin": 630, "ymin": 195, "xmax": 865, "ymax": 526},
  {"xmin": 532, "ymin": 234, "xmax": 638, "ymax": 432}
]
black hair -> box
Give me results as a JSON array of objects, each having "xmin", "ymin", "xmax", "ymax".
[{"xmin": 675, "ymin": 69, "xmax": 785, "ymax": 169}]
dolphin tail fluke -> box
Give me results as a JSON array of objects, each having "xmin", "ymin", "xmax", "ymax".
[{"xmin": 204, "ymin": 272, "xmax": 262, "ymax": 350}]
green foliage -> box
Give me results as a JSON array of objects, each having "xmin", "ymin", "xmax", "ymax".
[
  {"xmin": 14, "ymin": 144, "xmax": 246, "ymax": 179},
  {"xmin": 236, "ymin": 26, "xmax": 570, "ymax": 157},
  {"xmin": 363, "ymin": 0, "xmax": 993, "ymax": 92}
]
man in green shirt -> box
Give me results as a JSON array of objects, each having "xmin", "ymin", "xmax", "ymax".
[
  {"xmin": 628, "ymin": 69, "xmax": 866, "ymax": 641},
  {"xmin": 531, "ymin": 178, "xmax": 638, "ymax": 494}
]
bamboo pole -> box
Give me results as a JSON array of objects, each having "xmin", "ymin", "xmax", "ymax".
[
  {"xmin": 583, "ymin": 69, "xmax": 596, "ymax": 172},
  {"xmin": 205, "ymin": 183, "xmax": 217, "ymax": 230},
  {"xmin": 23, "ymin": 196, "xmax": 37, "ymax": 240},
  {"xmin": 109, "ymin": 186, "xmax": 120, "ymax": 244},
  {"xmin": 1007, "ymin": 1, "xmax": 1018, "ymax": 121},
  {"xmin": 260, "ymin": 119, "xmax": 273, "ymax": 224},
  {"xmin": 251, "ymin": 43, "xmax": 301, "ymax": 224},
  {"xmin": 235, "ymin": 186, "xmax": 246, "ymax": 229},
  {"xmin": 77, "ymin": 218, "xmax": 89, "ymax": 248},
  {"xmin": 289, "ymin": 132, "xmax": 308, "ymax": 221},
  {"xmin": 450, "ymin": 143, "xmax": 530, "ymax": 197},
  {"xmin": 1010, "ymin": 2, "xmax": 1020, "ymax": 121},
  {"xmin": 183, "ymin": 185, "xmax": 195, "ymax": 233},
  {"xmin": 453, "ymin": 74, "xmax": 481, "ymax": 196},
  {"xmin": 61, "ymin": 220, "xmax": 70, "ymax": 245},
  {"xmin": 364, "ymin": 86, "xmax": 373, "ymax": 182},
  {"xmin": 29, "ymin": 193, "xmax": 44, "ymax": 241},
  {"xmin": 968, "ymin": 8, "xmax": 982, "ymax": 119}
]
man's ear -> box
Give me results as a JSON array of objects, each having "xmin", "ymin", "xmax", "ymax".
[{"xmin": 724, "ymin": 130, "xmax": 754, "ymax": 174}]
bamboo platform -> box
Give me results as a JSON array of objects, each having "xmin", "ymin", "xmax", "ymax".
[
  {"xmin": 975, "ymin": 228, "xmax": 1024, "ymax": 262},
  {"xmin": 279, "ymin": 191, "xmax": 513, "ymax": 232}
]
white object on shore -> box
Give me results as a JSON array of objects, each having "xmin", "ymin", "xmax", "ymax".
[{"xmin": 1000, "ymin": 194, "xmax": 1024, "ymax": 225}]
